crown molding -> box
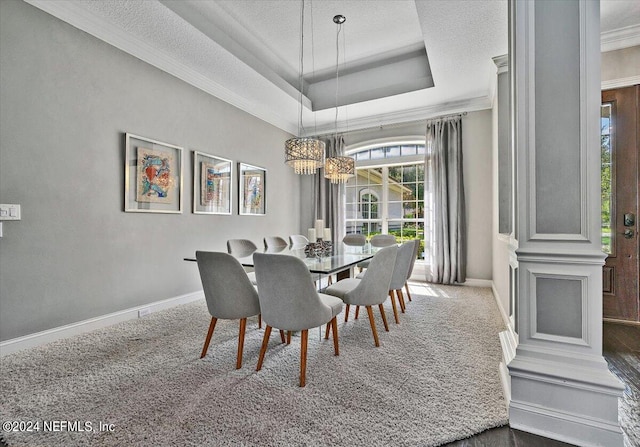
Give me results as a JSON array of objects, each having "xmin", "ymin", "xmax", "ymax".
[
  {"xmin": 602, "ymin": 75, "xmax": 640, "ymax": 90},
  {"xmin": 24, "ymin": 0, "xmax": 299, "ymax": 135},
  {"xmin": 601, "ymin": 24, "xmax": 640, "ymax": 52},
  {"xmin": 313, "ymin": 96, "xmax": 493, "ymax": 135}
]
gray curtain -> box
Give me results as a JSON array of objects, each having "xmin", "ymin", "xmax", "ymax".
[
  {"xmin": 314, "ymin": 136, "xmax": 346, "ymax": 244},
  {"xmin": 425, "ymin": 117, "xmax": 466, "ymax": 284}
]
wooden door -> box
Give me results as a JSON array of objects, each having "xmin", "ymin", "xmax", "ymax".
[{"xmin": 601, "ymin": 85, "xmax": 639, "ymax": 322}]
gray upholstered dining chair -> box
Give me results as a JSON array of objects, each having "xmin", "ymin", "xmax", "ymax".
[
  {"xmin": 342, "ymin": 233, "xmax": 366, "ymax": 246},
  {"xmin": 403, "ymin": 239, "xmax": 421, "ymax": 303},
  {"xmin": 354, "ymin": 240, "xmax": 417, "ymax": 323},
  {"xmin": 356, "ymin": 233, "xmax": 397, "ymax": 271},
  {"xmin": 289, "ymin": 234, "xmax": 309, "ymax": 246},
  {"xmin": 253, "ymin": 252, "xmax": 343, "ymax": 387},
  {"xmin": 195, "ymin": 251, "xmax": 262, "ymax": 369},
  {"xmin": 226, "ymin": 239, "xmax": 258, "ymax": 285},
  {"xmin": 323, "ymin": 245, "xmax": 397, "ymax": 347},
  {"xmin": 386, "ymin": 240, "xmax": 418, "ymax": 322},
  {"xmin": 227, "ymin": 238, "xmax": 259, "ymax": 257},
  {"xmin": 264, "ymin": 236, "xmax": 288, "ymax": 249}
]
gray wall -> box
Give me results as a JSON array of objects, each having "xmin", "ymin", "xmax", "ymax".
[
  {"xmin": 462, "ymin": 110, "xmax": 493, "ymax": 281},
  {"xmin": 0, "ymin": 0, "xmax": 299, "ymax": 342}
]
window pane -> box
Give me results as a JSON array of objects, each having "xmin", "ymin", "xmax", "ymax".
[
  {"xmin": 601, "ymin": 104, "xmax": 612, "ymax": 255},
  {"xmin": 416, "ymin": 164, "xmax": 425, "ymax": 182},
  {"xmin": 388, "ymin": 166, "xmax": 402, "ymax": 183},
  {"xmin": 356, "ymin": 150, "xmax": 370, "ymax": 161},
  {"xmin": 385, "ymin": 146, "xmax": 400, "ymax": 158},
  {"xmin": 370, "ymin": 148, "xmax": 384, "ymax": 159},
  {"xmin": 402, "ymin": 165, "xmax": 416, "ymax": 182},
  {"xmin": 401, "ymin": 145, "xmax": 417, "ymax": 156},
  {"xmin": 417, "ymin": 145, "xmax": 426, "ymax": 155}
]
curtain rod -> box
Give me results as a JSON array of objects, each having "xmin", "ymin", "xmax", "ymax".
[{"xmin": 313, "ymin": 112, "xmax": 467, "ymax": 138}]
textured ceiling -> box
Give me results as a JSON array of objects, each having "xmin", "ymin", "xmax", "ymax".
[{"xmin": 25, "ymin": 0, "xmax": 640, "ymax": 135}]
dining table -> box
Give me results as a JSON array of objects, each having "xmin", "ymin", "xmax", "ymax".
[{"xmin": 184, "ymin": 243, "xmax": 375, "ymax": 282}]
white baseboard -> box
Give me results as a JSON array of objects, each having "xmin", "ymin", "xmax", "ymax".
[
  {"xmin": 459, "ymin": 278, "xmax": 492, "ymax": 288},
  {"xmin": 509, "ymin": 399, "xmax": 624, "ymax": 447},
  {"xmin": 491, "ymin": 281, "xmax": 511, "ymax": 328},
  {"xmin": 0, "ymin": 291, "xmax": 204, "ymax": 357}
]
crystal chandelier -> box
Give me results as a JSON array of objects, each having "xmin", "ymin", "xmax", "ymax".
[
  {"xmin": 285, "ymin": 0, "xmax": 325, "ymax": 175},
  {"xmin": 324, "ymin": 14, "xmax": 354, "ymax": 184}
]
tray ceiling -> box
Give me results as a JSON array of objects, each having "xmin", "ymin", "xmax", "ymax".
[{"xmin": 24, "ymin": 0, "xmax": 640, "ymax": 135}]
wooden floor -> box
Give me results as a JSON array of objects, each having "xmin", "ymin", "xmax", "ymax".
[
  {"xmin": 1, "ymin": 323, "xmax": 636, "ymax": 447},
  {"xmin": 443, "ymin": 322, "xmax": 640, "ymax": 447}
]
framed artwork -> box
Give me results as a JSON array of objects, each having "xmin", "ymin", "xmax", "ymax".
[
  {"xmin": 124, "ymin": 133, "xmax": 183, "ymax": 213},
  {"xmin": 238, "ymin": 162, "xmax": 266, "ymax": 216},
  {"xmin": 193, "ymin": 151, "xmax": 232, "ymax": 215}
]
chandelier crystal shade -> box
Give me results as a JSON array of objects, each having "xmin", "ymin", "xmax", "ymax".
[
  {"xmin": 324, "ymin": 14, "xmax": 355, "ymax": 184},
  {"xmin": 285, "ymin": 137, "xmax": 325, "ymax": 175},
  {"xmin": 324, "ymin": 155, "xmax": 354, "ymax": 184}
]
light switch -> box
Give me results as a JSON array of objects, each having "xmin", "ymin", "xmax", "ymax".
[{"xmin": 0, "ymin": 204, "xmax": 21, "ymax": 221}]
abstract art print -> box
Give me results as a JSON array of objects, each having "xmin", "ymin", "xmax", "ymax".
[
  {"xmin": 137, "ymin": 148, "xmax": 174, "ymax": 203},
  {"xmin": 193, "ymin": 151, "xmax": 232, "ymax": 215},
  {"xmin": 124, "ymin": 133, "xmax": 183, "ymax": 213},
  {"xmin": 238, "ymin": 162, "xmax": 266, "ymax": 215}
]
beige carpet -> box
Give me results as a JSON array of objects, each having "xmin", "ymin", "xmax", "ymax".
[{"xmin": 0, "ymin": 283, "xmax": 508, "ymax": 446}]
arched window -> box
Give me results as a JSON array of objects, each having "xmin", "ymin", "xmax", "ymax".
[{"xmin": 344, "ymin": 141, "xmax": 426, "ymax": 259}]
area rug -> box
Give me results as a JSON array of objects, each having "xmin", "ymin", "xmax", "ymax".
[{"xmin": 0, "ymin": 283, "xmax": 508, "ymax": 446}]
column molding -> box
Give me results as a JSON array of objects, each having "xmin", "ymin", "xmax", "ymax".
[{"xmin": 507, "ymin": 1, "xmax": 624, "ymax": 446}]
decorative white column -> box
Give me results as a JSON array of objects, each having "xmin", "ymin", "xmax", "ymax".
[{"xmin": 507, "ymin": 1, "xmax": 624, "ymax": 446}]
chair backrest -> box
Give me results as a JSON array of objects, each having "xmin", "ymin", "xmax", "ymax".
[
  {"xmin": 389, "ymin": 241, "xmax": 417, "ymax": 290},
  {"xmin": 253, "ymin": 253, "xmax": 332, "ymax": 331},
  {"xmin": 349, "ymin": 245, "xmax": 398, "ymax": 305},
  {"xmin": 289, "ymin": 234, "xmax": 309, "ymax": 245},
  {"xmin": 196, "ymin": 251, "xmax": 260, "ymax": 320},
  {"xmin": 342, "ymin": 233, "xmax": 366, "ymax": 246},
  {"xmin": 227, "ymin": 239, "xmax": 258, "ymax": 258},
  {"xmin": 264, "ymin": 236, "xmax": 288, "ymax": 249},
  {"xmin": 406, "ymin": 239, "xmax": 421, "ymax": 280},
  {"xmin": 369, "ymin": 234, "xmax": 397, "ymax": 247}
]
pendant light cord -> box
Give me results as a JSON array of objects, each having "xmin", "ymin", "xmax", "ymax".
[{"xmin": 298, "ymin": 0, "xmax": 306, "ymax": 137}]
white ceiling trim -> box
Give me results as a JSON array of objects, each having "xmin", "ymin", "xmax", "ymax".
[
  {"xmin": 24, "ymin": 0, "xmax": 299, "ymax": 135},
  {"xmin": 601, "ymin": 24, "xmax": 640, "ymax": 52},
  {"xmin": 602, "ymin": 75, "xmax": 640, "ymax": 90},
  {"xmin": 312, "ymin": 96, "xmax": 492, "ymax": 136}
]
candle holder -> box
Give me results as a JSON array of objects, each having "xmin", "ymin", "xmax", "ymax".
[{"xmin": 304, "ymin": 239, "xmax": 333, "ymax": 258}]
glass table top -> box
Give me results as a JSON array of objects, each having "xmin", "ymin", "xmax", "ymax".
[{"xmin": 185, "ymin": 243, "xmax": 376, "ymax": 275}]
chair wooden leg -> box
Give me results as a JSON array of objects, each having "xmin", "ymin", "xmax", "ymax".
[
  {"xmin": 378, "ymin": 304, "xmax": 389, "ymax": 332},
  {"xmin": 258, "ymin": 314, "xmax": 262, "ymax": 329},
  {"xmin": 287, "ymin": 331, "xmax": 292, "ymax": 344},
  {"xmin": 300, "ymin": 329, "xmax": 308, "ymax": 387},
  {"xmin": 355, "ymin": 306, "xmax": 360, "ymax": 319},
  {"xmin": 279, "ymin": 329, "xmax": 286, "ymax": 343},
  {"xmin": 236, "ymin": 318, "xmax": 247, "ymax": 369},
  {"xmin": 200, "ymin": 317, "xmax": 217, "ymax": 358},
  {"xmin": 331, "ymin": 317, "xmax": 339, "ymax": 356},
  {"xmin": 344, "ymin": 304, "xmax": 350, "ymax": 322},
  {"xmin": 366, "ymin": 306, "xmax": 380, "ymax": 347},
  {"xmin": 256, "ymin": 325, "xmax": 272, "ymax": 371},
  {"xmin": 397, "ymin": 289, "xmax": 406, "ymax": 313},
  {"xmin": 405, "ymin": 282, "xmax": 412, "ymax": 302},
  {"xmin": 325, "ymin": 320, "xmax": 331, "ymax": 339},
  {"xmin": 389, "ymin": 291, "xmax": 400, "ymax": 324}
]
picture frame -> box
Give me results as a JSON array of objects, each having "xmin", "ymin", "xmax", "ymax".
[
  {"xmin": 124, "ymin": 133, "xmax": 183, "ymax": 213},
  {"xmin": 238, "ymin": 162, "xmax": 266, "ymax": 216},
  {"xmin": 193, "ymin": 151, "xmax": 232, "ymax": 215}
]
